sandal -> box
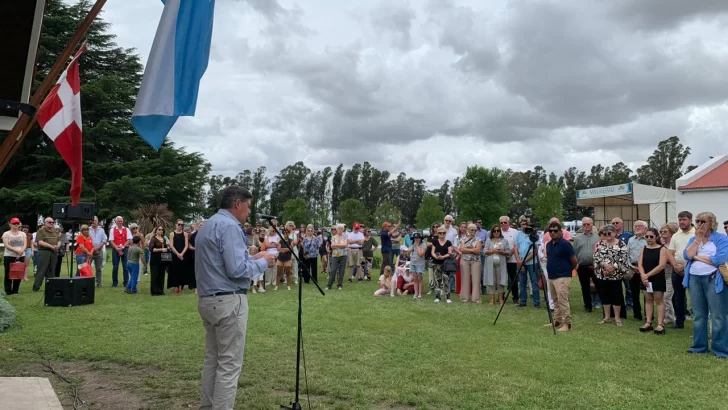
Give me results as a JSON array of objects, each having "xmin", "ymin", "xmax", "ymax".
[
  {"xmin": 654, "ymin": 323, "xmax": 665, "ymax": 335},
  {"xmin": 639, "ymin": 323, "xmax": 653, "ymax": 333},
  {"xmin": 615, "ymin": 321, "xmax": 623, "ymax": 327},
  {"xmin": 599, "ymin": 319, "xmax": 612, "ymax": 325}
]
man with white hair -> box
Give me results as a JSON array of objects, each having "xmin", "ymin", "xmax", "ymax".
[
  {"xmin": 108, "ymin": 216, "xmax": 133, "ymax": 287},
  {"xmin": 626, "ymin": 220, "xmax": 648, "ymax": 321},
  {"xmin": 499, "ymin": 216, "xmax": 520, "ymax": 303},
  {"xmin": 443, "ymin": 215, "xmax": 458, "ymax": 244},
  {"xmin": 573, "ymin": 217, "xmax": 600, "ymax": 312}
]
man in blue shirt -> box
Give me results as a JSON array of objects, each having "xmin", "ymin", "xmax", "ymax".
[
  {"xmin": 545, "ymin": 222, "xmax": 578, "ymax": 332},
  {"xmin": 195, "ymin": 186, "xmax": 276, "ymax": 410},
  {"xmin": 516, "ymin": 218, "xmax": 540, "ymax": 308}
]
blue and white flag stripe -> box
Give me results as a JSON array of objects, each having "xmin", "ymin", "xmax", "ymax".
[{"xmin": 132, "ymin": 0, "xmax": 216, "ymax": 150}]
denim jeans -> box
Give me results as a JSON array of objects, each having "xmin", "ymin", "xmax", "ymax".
[
  {"xmin": 449, "ymin": 272, "xmax": 456, "ymax": 292},
  {"xmin": 144, "ymin": 248, "xmax": 150, "ymax": 273},
  {"xmin": 75, "ymin": 254, "xmax": 87, "ymax": 276},
  {"xmin": 688, "ymin": 273, "xmax": 728, "ymax": 358},
  {"xmin": 111, "ymin": 247, "xmax": 129, "ymax": 286},
  {"xmin": 519, "ymin": 264, "xmax": 540, "ymax": 306},
  {"xmin": 126, "ymin": 262, "xmax": 140, "ymax": 293},
  {"xmin": 672, "ymin": 272, "xmax": 687, "ymax": 327}
]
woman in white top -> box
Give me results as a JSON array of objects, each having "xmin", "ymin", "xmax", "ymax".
[
  {"xmin": 263, "ymin": 227, "xmax": 279, "ymax": 288},
  {"xmin": 3, "ymin": 217, "xmax": 27, "ymax": 295},
  {"xmin": 683, "ymin": 212, "xmax": 728, "ymax": 357},
  {"xmin": 482, "ymin": 224, "xmax": 510, "ymax": 306}
]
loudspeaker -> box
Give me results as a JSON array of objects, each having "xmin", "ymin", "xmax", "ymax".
[
  {"xmin": 44, "ymin": 277, "xmax": 95, "ymax": 307},
  {"xmin": 52, "ymin": 202, "xmax": 95, "ymax": 221},
  {"xmin": 0, "ymin": 0, "xmax": 45, "ymax": 131}
]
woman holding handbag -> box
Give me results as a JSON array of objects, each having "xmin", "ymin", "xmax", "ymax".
[
  {"xmin": 149, "ymin": 226, "xmax": 171, "ymax": 296},
  {"xmin": 75, "ymin": 225, "xmax": 94, "ymax": 276},
  {"xmin": 3, "ymin": 217, "xmax": 27, "ymax": 295}
]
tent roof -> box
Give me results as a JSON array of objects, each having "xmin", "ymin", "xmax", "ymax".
[{"xmin": 576, "ymin": 182, "xmax": 676, "ymax": 207}]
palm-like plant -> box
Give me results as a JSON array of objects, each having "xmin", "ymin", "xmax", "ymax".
[{"xmin": 131, "ymin": 204, "xmax": 174, "ymax": 235}]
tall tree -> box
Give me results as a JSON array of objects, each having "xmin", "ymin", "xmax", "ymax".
[
  {"xmin": 604, "ymin": 162, "xmax": 633, "ymax": 185},
  {"xmin": 529, "ymin": 183, "xmax": 564, "ymax": 226},
  {"xmin": 416, "ymin": 194, "xmax": 445, "ymax": 229},
  {"xmin": 373, "ymin": 201, "xmax": 400, "ymax": 227},
  {"xmin": 269, "ymin": 161, "xmax": 310, "ymax": 216},
  {"xmin": 561, "ymin": 167, "xmax": 591, "ymax": 220},
  {"xmin": 250, "ymin": 166, "xmax": 270, "ymax": 219},
  {"xmin": 454, "ymin": 166, "xmax": 510, "ymax": 225},
  {"xmin": 330, "ymin": 164, "xmax": 344, "ymax": 220},
  {"xmin": 340, "ymin": 163, "xmax": 362, "ymax": 202},
  {"xmin": 282, "ymin": 198, "xmax": 310, "ymax": 225},
  {"xmin": 508, "ymin": 166, "xmax": 546, "ymax": 218},
  {"xmin": 636, "ymin": 136, "xmax": 691, "ymax": 189},
  {"xmin": 0, "ymin": 0, "xmax": 210, "ymax": 225},
  {"xmin": 337, "ymin": 198, "xmax": 370, "ymax": 228}
]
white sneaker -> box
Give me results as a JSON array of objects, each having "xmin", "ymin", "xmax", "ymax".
[
  {"xmin": 258, "ymin": 286, "xmax": 266, "ymax": 293},
  {"xmin": 417, "ymin": 296, "xmax": 422, "ymax": 300},
  {"xmin": 446, "ymin": 298, "xmax": 452, "ymax": 304},
  {"xmin": 413, "ymin": 295, "xmax": 417, "ymax": 300},
  {"xmin": 434, "ymin": 298, "xmax": 440, "ymax": 303}
]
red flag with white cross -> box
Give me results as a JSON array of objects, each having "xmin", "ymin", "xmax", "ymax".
[{"xmin": 36, "ymin": 43, "xmax": 86, "ymax": 206}]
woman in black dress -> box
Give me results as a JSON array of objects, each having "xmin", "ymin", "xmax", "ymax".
[
  {"xmin": 168, "ymin": 220, "xmax": 188, "ymax": 295},
  {"xmin": 185, "ymin": 224, "xmax": 197, "ymax": 293},
  {"xmin": 148, "ymin": 226, "xmax": 169, "ymax": 296},
  {"xmin": 638, "ymin": 227, "xmax": 668, "ymax": 334}
]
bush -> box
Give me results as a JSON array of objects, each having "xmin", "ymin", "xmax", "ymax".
[
  {"xmin": 0, "ymin": 293, "xmax": 17, "ymax": 333},
  {"xmin": 372, "ymin": 254, "xmax": 381, "ymax": 269}
]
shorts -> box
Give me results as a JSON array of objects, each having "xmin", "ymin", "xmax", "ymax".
[
  {"xmin": 410, "ymin": 264, "xmax": 425, "ymax": 274},
  {"xmin": 276, "ymin": 259, "xmax": 292, "ymax": 268},
  {"xmin": 348, "ymin": 248, "xmax": 363, "ymax": 267}
]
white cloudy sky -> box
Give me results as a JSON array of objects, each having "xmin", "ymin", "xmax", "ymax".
[{"xmin": 101, "ymin": 0, "xmax": 728, "ymax": 186}]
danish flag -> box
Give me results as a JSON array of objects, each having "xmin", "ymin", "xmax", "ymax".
[{"xmin": 36, "ymin": 44, "xmax": 86, "ymax": 206}]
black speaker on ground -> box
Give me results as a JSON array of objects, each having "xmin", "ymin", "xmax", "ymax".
[
  {"xmin": 52, "ymin": 202, "xmax": 95, "ymax": 221},
  {"xmin": 44, "ymin": 277, "xmax": 95, "ymax": 307}
]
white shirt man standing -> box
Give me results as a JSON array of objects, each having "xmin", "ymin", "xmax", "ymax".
[
  {"xmin": 443, "ymin": 215, "xmax": 458, "ymax": 244},
  {"xmin": 499, "ymin": 216, "xmax": 520, "ymax": 304},
  {"xmin": 668, "ymin": 211, "xmax": 695, "ymax": 329},
  {"xmin": 347, "ymin": 223, "xmax": 365, "ymax": 282}
]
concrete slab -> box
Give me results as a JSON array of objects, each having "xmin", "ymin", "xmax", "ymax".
[{"xmin": 0, "ymin": 377, "xmax": 63, "ymax": 410}]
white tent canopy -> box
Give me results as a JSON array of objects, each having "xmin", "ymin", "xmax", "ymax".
[{"xmin": 576, "ymin": 183, "xmax": 677, "ymax": 229}]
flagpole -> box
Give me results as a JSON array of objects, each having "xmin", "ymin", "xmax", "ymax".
[{"xmin": 0, "ymin": 0, "xmax": 107, "ymax": 174}]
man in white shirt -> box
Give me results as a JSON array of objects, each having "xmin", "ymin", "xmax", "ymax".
[
  {"xmin": 443, "ymin": 215, "xmax": 458, "ymax": 245},
  {"xmin": 500, "ymin": 216, "xmax": 520, "ymax": 304},
  {"xmin": 668, "ymin": 211, "xmax": 696, "ymax": 329},
  {"xmin": 347, "ymin": 223, "xmax": 365, "ymax": 282}
]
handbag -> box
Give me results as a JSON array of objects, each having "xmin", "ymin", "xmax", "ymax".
[
  {"xmin": 9, "ymin": 262, "xmax": 25, "ymax": 280},
  {"xmin": 443, "ymin": 257, "xmax": 458, "ymax": 273},
  {"xmin": 78, "ymin": 262, "xmax": 93, "ymax": 277},
  {"xmin": 622, "ymin": 264, "xmax": 636, "ymax": 281},
  {"xmin": 719, "ymin": 263, "xmax": 728, "ymax": 283},
  {"xmin": 160, "ymin": 251, "xmax": 173, "ymax": 263}
]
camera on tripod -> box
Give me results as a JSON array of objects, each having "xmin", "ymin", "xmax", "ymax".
[{"xmin": 523, "ymin": 225, "xmax": 539, "ymax": 243}]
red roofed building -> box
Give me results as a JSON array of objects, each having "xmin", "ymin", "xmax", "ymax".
[{"xmin": 676, "ymin": 155, "xmax": 728, "ymax": 225}]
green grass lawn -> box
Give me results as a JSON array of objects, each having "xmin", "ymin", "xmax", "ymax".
[{"xmin": 1, "ymin": 260, "xmax": 727, "ymax": 410}]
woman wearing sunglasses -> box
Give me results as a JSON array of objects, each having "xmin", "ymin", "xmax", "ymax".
[
  {"xmin": 594, "ymin": 225, "xmax": 629, "ymax": 326},
  {"xmin": 483, "ymin": 224, "xmax": 511, "ymax": 305},
  {"xmin": 682, "ymin": 212, "xmax": 728, "ymax": 357},
  {"xmin": 637, "ymin": 228, "xmax": 668, "ymax": 334},
  {"xmin": 430, "ymin": 227, "xmax": 454, "ymax": 303}
]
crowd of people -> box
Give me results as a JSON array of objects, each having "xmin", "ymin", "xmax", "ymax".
[{"xmin": 3, "ymin": 208, "xmax": 728, "ymax": 357}]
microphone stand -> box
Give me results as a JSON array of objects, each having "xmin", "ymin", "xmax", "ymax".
[{"xmin": 269, "ymin": 222, "xmax": 325, "ymax": 410}]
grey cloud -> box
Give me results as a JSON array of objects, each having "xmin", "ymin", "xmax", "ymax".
[
  {"xmin": 606, "ymin": 0, "xmax": 728, "ymax": 31},
  {"xmin": 370, "ymin": 1, "xmax": 416, "ymax": 51},
  {"xmin": 498, "ymin": 0, "xmax": 728, "ymax": 130}
]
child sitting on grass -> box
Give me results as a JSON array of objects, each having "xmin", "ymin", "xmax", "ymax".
[
  {"xmin": 125, "ymin": 236, "xmax": 146, "ymax": 294},
  {"xmin": 374, "ymin": 266, "xmax": 395, "ymax": 297}
]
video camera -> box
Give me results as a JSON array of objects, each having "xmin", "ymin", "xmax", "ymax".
[{"xmin": 523, "ymin": 225, "xmax": 540, "ymax": 243}]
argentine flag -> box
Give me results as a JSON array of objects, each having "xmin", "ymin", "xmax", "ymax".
[{"xmin": 132, "ymin": 0, "xmax": 216, "ymax": 150}]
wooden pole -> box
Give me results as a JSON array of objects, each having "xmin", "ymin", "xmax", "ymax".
[{"xmin": 0, "ymin": 0, "xmax": 107, "ymax": 174}]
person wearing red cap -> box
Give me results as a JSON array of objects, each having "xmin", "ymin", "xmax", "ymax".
[
  {"xmin": 3, "ymin": 217, "xmax": 27, "ymax": 294},
  {"xmin": 347, "ymin": 223, "xmax": 365, "ymax": 283}
]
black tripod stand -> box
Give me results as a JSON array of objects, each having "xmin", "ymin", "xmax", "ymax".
[
  {"xmin": 269, "ymin": 223, "xmax": 325, "ymax": 410},
  {"xmin": 64, "ymin": 222, "xmax": 79, "ymax": 278},
  {"xmin": 493, "ymin": 237, "xmax": 556, "ymax": 335}
]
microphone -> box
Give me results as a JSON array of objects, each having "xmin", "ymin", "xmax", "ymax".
[{"xmin": 256, "ymin": 214, "xmax": 280, "ymax": 221}]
